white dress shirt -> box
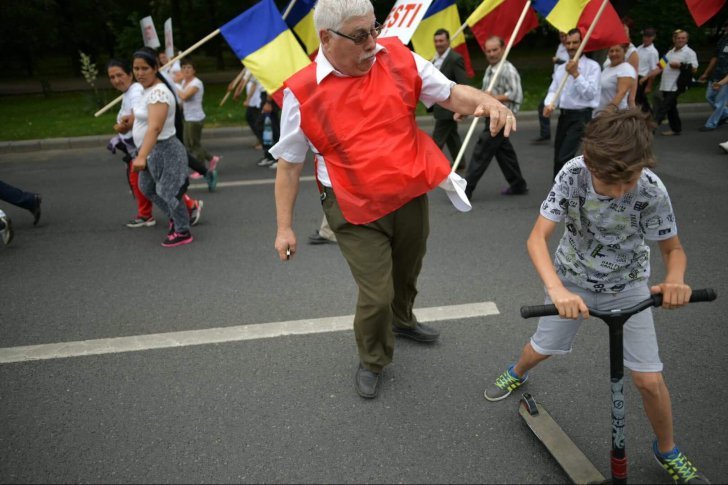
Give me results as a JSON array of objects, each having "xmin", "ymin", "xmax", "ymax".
[
  {"xmin": 636, "ymin": 43, "xmax": 659, "ymax": 76},
  {"xmin": 433, "ymin": 47, "xmax": 450, "ymax": 70},
  {"xmin": 659, "ymin": 45, "xmax": 699, "ymax": 92},
  {"xmin": 544, "ymin": 56, "xmax": 601, "ymax": 110}
]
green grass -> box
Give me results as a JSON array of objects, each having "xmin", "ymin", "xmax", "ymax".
[{"xmin": 0, "ymin": 69, "xmax": 710, "ymax": 141}]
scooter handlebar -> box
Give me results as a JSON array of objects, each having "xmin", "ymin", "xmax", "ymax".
[{"xmin": 520, "ymin": 288, "xmax": 717, "ymax": 319}]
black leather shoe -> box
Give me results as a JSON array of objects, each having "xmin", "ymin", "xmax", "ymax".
[
  {"xmin": 355, "ymin": 363, "xmax": 381, "ymax": 399},
  {"xmin": 392, "ymin": 323, "xmax": 440, "ymax": 343},
  {"xmin": 308, "ymin": 230, "xmax": 336, "ymax": 245},
  {"xmin": 31, "ymin": 194, "xmax": 42, "ymax": 226}
]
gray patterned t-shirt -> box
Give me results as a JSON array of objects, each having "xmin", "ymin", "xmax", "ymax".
[{"xmin": 541, "ymin": 157, "xmax": 677, "ymax": 293}]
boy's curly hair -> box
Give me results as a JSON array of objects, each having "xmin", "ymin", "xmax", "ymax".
[{"xmin": 582, "ymin": 109, "xmax": 656, "ymax": 183}]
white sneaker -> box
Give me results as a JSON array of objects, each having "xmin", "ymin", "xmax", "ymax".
[
  {"xmin": 269, "ymin": 162, "xmax": 278, "ymax": 169},
  {"xmin": 257, "ymin": 157, "xmax": 274, "ymax": 167},
  {"xmin": 0, "ymin": 213, "xmax": 13, "ymax": 246},
  {"xmin": 720, "ymin": 141, "xmax": 728, "ymax": 154},
  {"xmin": 190, "ymin": 200, "xmax": 204, "ymax": 226}
]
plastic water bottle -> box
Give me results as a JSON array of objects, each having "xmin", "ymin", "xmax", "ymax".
[{"xmin": 262, "ymin": 115, "xmax": 273, "ymax": 146}]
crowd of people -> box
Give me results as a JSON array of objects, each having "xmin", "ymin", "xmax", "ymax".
[{"xmin": 1, "ymin": 5, "xmax": 724, "ymax": 482}]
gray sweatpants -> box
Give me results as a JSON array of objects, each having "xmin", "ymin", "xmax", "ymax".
[{"xmin": 138, "ymin": 137, "xmax": 190, "ymax": 233}]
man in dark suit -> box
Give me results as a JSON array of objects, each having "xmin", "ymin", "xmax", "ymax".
[{"xmin": 431, "ymin": 29, "xmax": 469, "ymax": 169}]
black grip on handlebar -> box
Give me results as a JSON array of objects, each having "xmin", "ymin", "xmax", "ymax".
[
  {"xmin": 520, "ymin": 304, "xmax": 559, "ymax": 319},
  {"xmin": 521, "ymin": 288, "xmax": 716, "ymax": 319}
]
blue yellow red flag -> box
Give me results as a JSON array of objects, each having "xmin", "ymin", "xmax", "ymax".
[
  {"xmin": 220, "ymin": 0, "xmax": 311, "ymax": 105},
  {"xmin": 283, "ymin": 0, "xmax": 319, "ymax": 57},
  {"xmin": 531, "ymin": 0, "xmax": 628, "ymax": 52},
  {"xmin": 410, "ymin": 0, "xmax": 475, "ymax": 77},
  {"xmin": 465, "ymin": 0, "xmax": 539, "ymax": 50}
]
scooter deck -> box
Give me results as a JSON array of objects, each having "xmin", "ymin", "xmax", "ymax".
[{"xmin": 519, "ymin": 394, "xmax": 606, "ymax": 485}]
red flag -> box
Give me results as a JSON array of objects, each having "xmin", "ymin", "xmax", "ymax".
[
  {"xmin": 466, "ymin": 0, "xmax": 540, "ymax": 51},
  {"xmin": 576, "ymin": 0, "xmax": 629, "ymax": 52},
  {"xmin": 685, "ymin": 0, "xmax": 727, "ymax": 26}
]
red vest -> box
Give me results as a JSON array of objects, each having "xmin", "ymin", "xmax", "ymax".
[{"xmin": 285, "ymin": 38, "xmax": 451, "ymax": 225}]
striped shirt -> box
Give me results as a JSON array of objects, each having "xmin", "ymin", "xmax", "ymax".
[{"xmin": 482, "ymin": 60, "xmax": 522, "ymax": 114}]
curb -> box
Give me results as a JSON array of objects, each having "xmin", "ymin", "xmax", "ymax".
[{"xmin": 0, "ymin": 104, "xmax": 712, "ymax": 154}]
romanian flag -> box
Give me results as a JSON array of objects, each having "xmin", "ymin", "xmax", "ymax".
[
  {"xmin": 685, "ymin": 0, "xmax": 727, "ymax": 26},
  {"xmin": 410, "ymin": 0, "xmax": 475, "ymax": 77},
  {"xmin": 220, "ymin": 0, "xmax": 311, "ymax": 106},
  {"xmin": 658, "ymin": 54, "xmax": 668, "ymax": 69},
  {"xmin": 283, "ymin": 0, "xmax": 319, "ymax": 57},
  {"xmin": 531, "ymin": 0, "xmax": 628, "ymax": 52},
  {"xmin": 466, "ymin": 0, "xmax": 539, "ymax": 50}
]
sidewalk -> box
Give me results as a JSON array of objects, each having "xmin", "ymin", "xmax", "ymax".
[{"xmin": 0, "ymin": 104, "xmax": 712, "ymax": 154}]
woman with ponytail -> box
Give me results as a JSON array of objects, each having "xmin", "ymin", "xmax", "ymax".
[{"xmin": 130, "ymin": 48, "xmax": 193, "ymax": 247}]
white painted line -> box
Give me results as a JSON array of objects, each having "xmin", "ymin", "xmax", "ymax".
[
  {"xmin": 0, "ymin": 302, "xmax": 499, "ymax": 364},
  {"xmin": 189, "ymin": 175, "xmax": 315, "ymax": 190}
]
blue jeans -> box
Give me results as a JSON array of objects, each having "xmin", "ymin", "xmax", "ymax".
[{"xmin": 705, "ymin": 83, "xmax": 728, "ymax": 128}]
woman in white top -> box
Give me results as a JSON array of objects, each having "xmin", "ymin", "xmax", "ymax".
[
  {"xmin": 106, "ymin": 59, "xmax": 155, "ymax": 228},
  {"xmin": 597, "ymin": 44, "xmax": 637, "ymax": 114},
  {"xmin": 177, "ymin": 58, "xmax": 219, "ymax": 177},
  {"xmin": 130, "ymin": 48, "xmax": 193, "ymax": 247}
]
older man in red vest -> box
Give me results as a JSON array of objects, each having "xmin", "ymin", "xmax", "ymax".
[{"xmin": 271, "ymin": 0, "xmax": 516, "ymax": 399}]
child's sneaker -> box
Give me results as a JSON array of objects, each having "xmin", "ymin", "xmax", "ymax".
[
  {"xmin": 208, "ymin": 155, "xmax": 220, "ymax": 172},
  {"xmin": 161, "ymin": 231, "xmax": 193, "ymax": 247},
  {"xmin": 205, "ymin": 169, "xmax": 218, "ymax": 192},
  {"xmin": 126, "ymin": 216, "xmax": 156, "ymax": 228},
  {"xmin": 653, "ymin": 441, "xmax": 710, "ymax": 484},
  {"xmin": 484, "ymin": 365, "xmax": 528, "ymax": 402},
  {"xmin": 190, "ymin": 200, "xmax": 203, "ymax": 226},
  {"xmin": 189, "ymin": 171, "xmax": 204, "ymax": 180}
]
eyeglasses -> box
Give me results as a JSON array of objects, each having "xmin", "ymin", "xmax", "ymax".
[{"xmin": 328, "ymin": 22, "xmax": 382, "ymax": 45}]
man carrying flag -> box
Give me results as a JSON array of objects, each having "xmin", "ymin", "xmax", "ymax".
[
  {"xmin": 430, "ymin": 28, "xmax": 469, "ymax": 167},
  {"xmin": 272, "ymin": 0, "xmax": 515, "ymax": 399}
]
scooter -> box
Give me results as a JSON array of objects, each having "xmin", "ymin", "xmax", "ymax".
[{"xmin": 518, "ymin": 288, "xmax": 717, "ymax": 484}]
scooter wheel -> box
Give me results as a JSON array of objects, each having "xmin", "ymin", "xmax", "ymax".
[{"xmin": 520, "ymin": 393, "xmax": 539, "ymax": 416}]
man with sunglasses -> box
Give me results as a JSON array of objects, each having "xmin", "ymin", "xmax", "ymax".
[{"xmin": 271, "ymin": 0, "xmax": 515, "ymax": 399}]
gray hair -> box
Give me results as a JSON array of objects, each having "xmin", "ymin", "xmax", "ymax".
[{"xmin": 314, "ymin": 0, "xmax": 374, "ymax": 32}]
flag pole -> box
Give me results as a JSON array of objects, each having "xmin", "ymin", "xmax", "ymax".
[
  {"xmin": 546, "ymin": 0, "xmax": 610, "ymax": 110},
  {"xmin": 451, "ymin": 0, "xmax": 532, "ymax": 173},
  {"xmin": 220, "ymin": 0, "xmax": 300, "ymax": 106},
  {"xmin": 94, "ymin": 28, "xmax": 221, "ymax": 117}
]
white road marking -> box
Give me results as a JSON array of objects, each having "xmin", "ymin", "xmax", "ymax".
[
  {"xmin": 189, "ymin": 175, "xmax": 315, "ymax": 190},
  {"xmin": 0, "ymin": 302, "xmax": 499, "ymax": 364}
]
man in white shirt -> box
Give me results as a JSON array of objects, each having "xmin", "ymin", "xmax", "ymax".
[
  {"xmin": 636, "ymin": 28, "xmax": 659, "ymax": 114},
  {"xmin": 270, "ymin": 0, "xmax": 515, "ymax": 399},
  {"xmin": 543, "ymin": 28, "xmax": 601, "ymax": 177},
  {"xmin": 533, "ymin": 31, "xmax": 568, "ymax": 144},
  {"xmin": 649, "ymin": 29, "xmax": 699, "ymax": 136}
]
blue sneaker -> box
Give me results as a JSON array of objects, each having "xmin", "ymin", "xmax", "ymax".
[
  {"xmin": 205, "ymin": 169, "xmax": 218, "ymax": 192},
  {"xmin": 653, "ymin": 441, "xmax": 710, "ymax": 484}
]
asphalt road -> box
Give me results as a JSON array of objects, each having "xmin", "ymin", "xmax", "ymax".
[{"xmin": 1, "ymin": 115, "xmax": 727, "ymax": 484}]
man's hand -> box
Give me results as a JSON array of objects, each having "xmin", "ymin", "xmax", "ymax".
[
  {"xmin": 453, "ymin": 112, "xmax": 466, "ymax": 122},
  {"xmin": 275, "ymin": 227, "xmax": 297, "ymax": 262},
  {"xmin": 543, "ymin": 104, "xmax": 554, "ymax": 118},
  {"xmin": 651, "ymin": 282, "xmax": 692, "ymax": 309},
  {"xmin": 548, "ymin": 286, "xmax": 589, "ymax": 319},
  {"xmin": 473, "ymin": 103, "xmax": 516, "ymax": 137},
  {"xmin": 566, "ymin": 60, "xmax": 579, "ymax": 78}
]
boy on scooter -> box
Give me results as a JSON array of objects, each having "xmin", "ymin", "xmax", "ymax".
[{"xmin": 484, "ymin": 109, "xmax": 709, "ymax": 484}]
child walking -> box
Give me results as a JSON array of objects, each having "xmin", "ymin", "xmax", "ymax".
[{"xmin": 484, "ymin": 109, "xmax": 709, "ymax": 484}]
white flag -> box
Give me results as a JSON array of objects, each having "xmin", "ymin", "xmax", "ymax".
[
  {"xmin": 164, "ymin": 18, "xmax": 174, "ymax": 59},
  {"xmin": 379, "ymin": 0, "xmax": 433, "ymax": 45},
  {"xmin": 140, "ymin": 16, "xmax": 161, "ymax": 49}
]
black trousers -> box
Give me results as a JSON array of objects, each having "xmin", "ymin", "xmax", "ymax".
[
  {"xmin": 635, "ymin": 76, "xmax": 652, "ymax": 114},
  {"xmin": 538, "ymin": 97, "xmax": 551, "ymax": 139},
  {"xmin": 0, "ymin": 180, "xmax": 37, "ymax": 211},
  {"xmin": 465, "ymin": 128, "xmax": 527, "ymax": 198},
  {"xmin": 553, "ymin": 108, "xmax": 592, "ymax": 178},
  {"xmin": 654, "ymin": 91, "xmax": 682, "ymax": 133},
  {"xmin": 432, "ymin": 118, "xmax": 463, "ymax": 163}
]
